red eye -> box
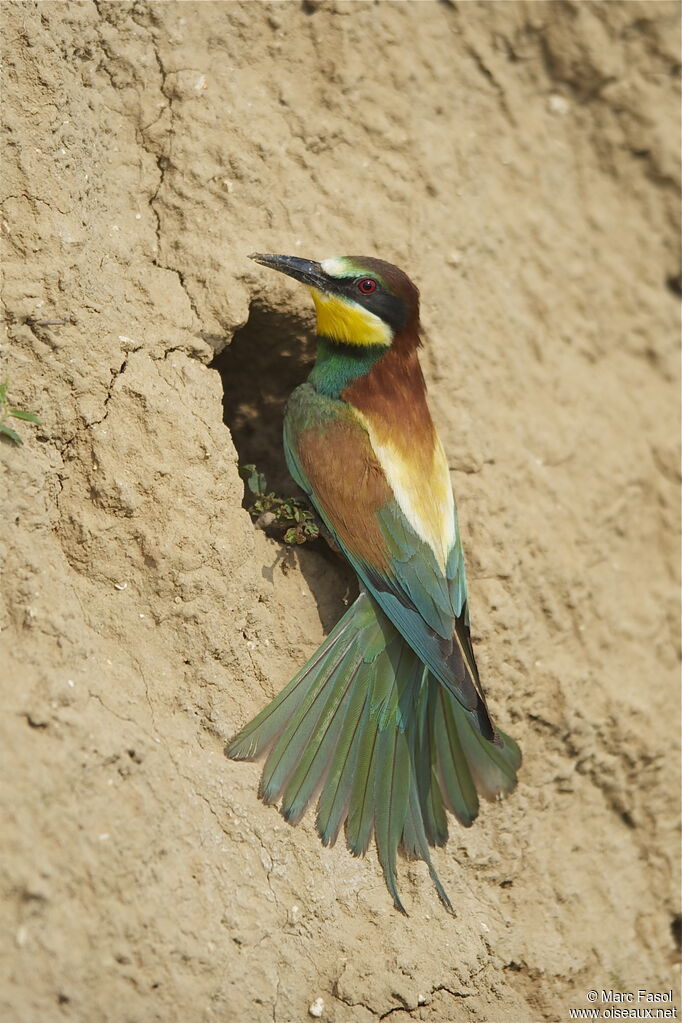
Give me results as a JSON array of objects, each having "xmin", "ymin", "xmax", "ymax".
[{"xmin": 357, "ymin": 278, "xmax": 377, "ymax": 294}]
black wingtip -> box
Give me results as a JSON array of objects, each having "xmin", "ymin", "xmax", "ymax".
[
  {"xmin": 475, "ymin": 700, "xmax": 500, "ymax": 745},
  {"xmin": 490, "ymin": 725, "xmax": 505, "ymax": 749}
]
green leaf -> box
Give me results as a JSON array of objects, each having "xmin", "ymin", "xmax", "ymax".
[
  {"xmin": 9, "ymin": 409, "xmax": 41, "ymax": 423},
  {"xmin": 238, "ymin": 464, "xmax": 266, "ymax": 494},
  {"xmin": 0, "ymin": 423, "xmax": 23, "ymax": 445},
  {"xmin": 238, "ymin": 464, "xmax": 267, "ymax": 496},
  {"xmin": 238, "ymin": 462, "xmax": 320, "ymax": 546}
]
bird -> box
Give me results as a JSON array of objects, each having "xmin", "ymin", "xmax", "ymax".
[{"xmin": 227, "ymin": 253, "xmax": 521, "ymax": 913}]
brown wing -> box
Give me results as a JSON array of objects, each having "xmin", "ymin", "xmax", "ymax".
[{"xmin": 284, "ymin": 386, "xmax": 496, "ymax": 742}]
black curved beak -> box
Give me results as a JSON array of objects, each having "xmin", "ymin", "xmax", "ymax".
[{"xmin": 249, "ymin": 252, "xmax": 328, "ymax": 290}]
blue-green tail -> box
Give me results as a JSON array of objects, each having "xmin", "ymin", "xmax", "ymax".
[{"xmin": 226, "ymin": 592, "xmax": 521, "ymax": 913}]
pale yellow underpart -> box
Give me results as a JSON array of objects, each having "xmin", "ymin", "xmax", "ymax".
[
  {"xmin": 353, "ymin": 408, "xmax": 456, "ymax": 571},
  {"xmin": 309, "ymin": 288, "xmax": 393, "ymax": 347}
]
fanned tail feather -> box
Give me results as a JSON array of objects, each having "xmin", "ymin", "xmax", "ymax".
[
  {"xmin": 226, "ymin": 591, "xmax": 521, "ymax": 912},
  {"xmin": 402, "ymin": 767, "xmax": 454, "ymax": 913}
]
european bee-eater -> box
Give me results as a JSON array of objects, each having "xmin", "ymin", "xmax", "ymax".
[{"xmin": 227, "ymin": 253, "xmax": 521, "ymax": 912}]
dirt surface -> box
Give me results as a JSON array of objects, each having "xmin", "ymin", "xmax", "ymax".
[{"xmin": 1, "ymin": 2, "xmax": 680, "ymax": 1021}]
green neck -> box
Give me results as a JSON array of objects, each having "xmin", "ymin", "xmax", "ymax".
[{"xmin": 307, "ymin": 337, "xmax": 386, "ymax": 398}]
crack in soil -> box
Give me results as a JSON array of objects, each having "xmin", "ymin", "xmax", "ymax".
[
  {"xmin": 89, "ymin": 355, "xmax": 128, "ymax": 427},
  {"xmin": 92, "ymin": 2, "xmax": 203, "ymax": 331},
  {"xmin": 145, "ymin": 37, "xmax": 203, "ymax": 326}
]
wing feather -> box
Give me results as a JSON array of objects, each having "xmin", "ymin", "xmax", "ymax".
[{"xmin": 285, "ymin": 384, "xmax": 496, "ymax": 741}]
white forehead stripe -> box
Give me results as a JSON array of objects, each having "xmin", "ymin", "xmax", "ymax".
[{"xmin": 321, "ymin": 257, "xmax": 357, "ymax": 278}]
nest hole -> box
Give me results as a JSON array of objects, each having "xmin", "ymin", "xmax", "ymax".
[
  {"xmin": 211, "ymin": 301, "xmax": 358, "ymax": 629},
  {"xmin": 212, "ymin": 301, "xmax": 315, "ymax": 497}
]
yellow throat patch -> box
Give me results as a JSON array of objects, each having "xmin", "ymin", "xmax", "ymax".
[{"xmin": 309, "ymin": 288, "xmax": 393, "ymax": 347}]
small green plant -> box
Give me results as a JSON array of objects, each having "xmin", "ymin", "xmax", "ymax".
[
  {"xmin": 239, "ymin": 464, "xmax": 320, "ymax": 545},
  {"xmin": 0, "ymin": 378, "xmax": 41, "ymax": 445}
]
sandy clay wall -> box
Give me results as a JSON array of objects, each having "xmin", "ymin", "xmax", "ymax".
[{"xmin": 1, "ymin": 2, "xmax": 680, "ymax": 1021}]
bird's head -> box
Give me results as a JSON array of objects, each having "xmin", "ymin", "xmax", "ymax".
[{"xmin": 250, "ymin": 253, "xmax": 420, "ymax": 350}]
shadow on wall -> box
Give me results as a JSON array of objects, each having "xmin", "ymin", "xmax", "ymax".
[{"xmin": 211, "ymin": 302, "xmax": 358, "ymax": 633}]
